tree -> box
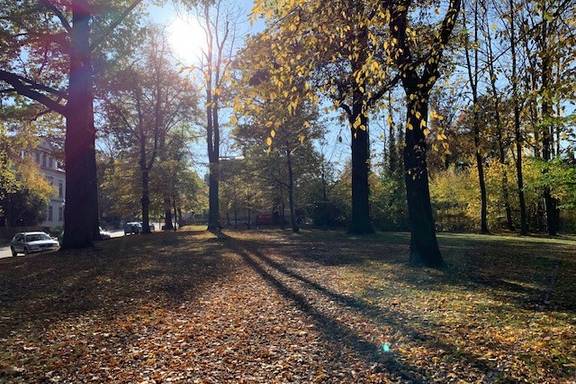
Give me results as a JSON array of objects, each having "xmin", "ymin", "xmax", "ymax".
[
  {"xmin": 0, "ymin": 123, "xmax": 54, "ymax": 226},
  {"xmin": 103, "ymin": 27, "xmax": 196, "ymax": 234},
  {"xmin": 518, "ymin": 0, "xmax": 574, "ymax": 235},
  {"xmin": 507, "ymin": 0, "xmax": 529, "ymax": 235},
  {"xmin": 480, "ymin": 0, "xmax": 514, "ymax": 230},
  {"xmin": 0, "ymin": 0, "xmax": 144, "ymax": 247},
  {"xmin": 233, "ymin": 98, "xmax": 324, "ymax": 232},
  {"xmin": 462, "ymin": 0, "xmax": 489, "ymax": 233},
  {"xmin": 184, "ymin": 0, "xmax": 238, "ymax": 232},
  {"xmin": 250, "ymin": 0, "xmax": 403, "ymax": 234},
  {"xmin": 387, "ymin": 0, "xmax": 462, "ymax": 267}
]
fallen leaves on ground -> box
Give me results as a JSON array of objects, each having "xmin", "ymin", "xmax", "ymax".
[{"xmin": 0, "ymin": 229, "xmax": 574, "ymax": 383}]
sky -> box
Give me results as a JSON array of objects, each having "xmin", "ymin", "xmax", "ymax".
[{"xmin": 141, "ymin": 1, "xmax": 383, "ymax": 178}]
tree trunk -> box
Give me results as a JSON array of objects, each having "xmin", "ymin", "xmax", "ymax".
[
  {"xmin": 348, "ymin": 87, "xmax": 373, "ymax": 234},
  {"xmin": 475, "ymin": 137, "xmax": 489, "ymax": 233},
  {"xmin": 286, "ymin": 148, "xmax": 299, "ymax": 233},
  {"xmin": 234, "ymin": 199, "xmax": 238, "ymax": 228},
  {"xmin": 404, "ymin": 94, "xmax": 443, "ymax": 267},
  {"xmin": 207, "ymin": 162, "xmax": 220, "ymax": 231},
  {"xmin": 347, "ymin": 19, "xmax": 373, "ymax": 235},
  {"xmin": 463, "ymin": 0, "xmax": 489, "ymax": 234},
  {"xmin": 509, "ymin": 0, "xmax": 528, "ymax": 235},
  {"xmin": 540, "ymin": 13, "xmax": 558, "ymax": 236},
  {"xmin": 387, "ymin": 90, "xmax": 397, "ymax": 174},
  {"xmin": 280, "ymin": 185, "xmax": 286, "ymax": 229},
  {"xmin": 485, "ymin": 10, "xmax": 514, "ymax": 230},
  {"xmin": 63, "ymin": 0, "xmax": 99, "ymax": 249},
  {"xmin": 140, "ymin": 167, "xmax": 151, "ymax": 234},
  {"xmin": 173, "ymin": 197, "xmax": 178, "ymax": 231},
  {"xmin": 164, "ymin": 197, "xmax": 173, "ymax": 230}
]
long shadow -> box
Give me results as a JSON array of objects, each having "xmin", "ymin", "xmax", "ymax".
[
  {"xmin": 228, "ymin": 241, "xmax": 428, "ymax": 383},
  {"xmin": 228, "ymin": 238, "xmax": 518, "ymax": 383},
  {"xmin": 244, "ymin": 231, "xmax": 576, "ymax": 313},
  {"xmin": 0, "ymin": 230, "xmax": 237, "ymax": 338}
]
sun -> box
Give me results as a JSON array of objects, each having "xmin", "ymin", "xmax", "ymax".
[{"xmin": 168, "ymin": 15, "xmax": 207, "ymax": 65}]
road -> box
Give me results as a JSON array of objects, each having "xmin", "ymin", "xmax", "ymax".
[{"xmin": 0, "ymin": 230, "xmax": 126, "ymax": 259}]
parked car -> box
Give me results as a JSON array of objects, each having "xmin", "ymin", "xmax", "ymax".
[
  {"xmin": 99, "ymin": 227, "xmax": 112, "ymax": 240},
  {"xmin": 124, "ymin": 222, "xmax": 142, "ymax": 235},
  {"xmin": 10, "ymin": 232, "xmax": 60, "ymax": 256}
]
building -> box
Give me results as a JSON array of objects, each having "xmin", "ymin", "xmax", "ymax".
[{"xmin": 33, "ymin": 140, "xmax": 65, "ymax": 228}]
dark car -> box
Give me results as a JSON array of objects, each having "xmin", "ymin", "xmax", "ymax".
[{"xmin": 124, "ymin": 222, "xmax": 142, "ymax": 235}]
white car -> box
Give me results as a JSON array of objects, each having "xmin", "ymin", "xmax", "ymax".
[
  {"xmin": 10, "ymin": 232, "xmax": 60, "ymax": 256},
  {"xmin": 99, "ymin": 227, "xmax": 112, "ymax": 240}
]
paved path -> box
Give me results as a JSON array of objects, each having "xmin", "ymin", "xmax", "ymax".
[{"xmin": 0, "ymin": 245, "xmax": 12, "ymax": 259}]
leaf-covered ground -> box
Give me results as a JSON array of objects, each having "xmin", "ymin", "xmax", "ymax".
[{"xmin": 0, "ymin": 228, "xmax": 574, "ymax": 383}]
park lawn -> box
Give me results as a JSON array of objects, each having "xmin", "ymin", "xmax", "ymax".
[{"xmin": 0, "ymin": 228, "xmax": 574, "ymax": 383}]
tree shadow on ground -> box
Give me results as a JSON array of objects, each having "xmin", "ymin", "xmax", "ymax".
[
  {"xmin": 235, "ymin": 229, "xmax": 576, "ymax": 313},
  {"xmin": 0, "ymin": 230, "xmax": 237, "ymax": 339},
  {"xmin": 226, "ymin": 238, "xmax": 517, "ymax": 383}
]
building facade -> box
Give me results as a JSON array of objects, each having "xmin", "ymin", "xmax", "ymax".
[{"xmin": 33, "ymin": 140, "xmax": 65, "ymax": 228}]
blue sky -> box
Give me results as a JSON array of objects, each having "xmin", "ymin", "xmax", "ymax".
[{"xmin": 141, "ymin": 1, "xmax": 376, "ymax": 177}]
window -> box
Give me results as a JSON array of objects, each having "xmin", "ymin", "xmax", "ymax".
[
  {"xmin": 58, "ymin": 181, "xmax": 63, "ymax": 198},
  {"xmin": 35, "ymin": 152, "xmax": 40, "ymax": 164},
  {"xmin": 42, "ymin": 152, "xmax": 47, "ymax": 168},
  {"xmin": 49, "ymin": 157, "xmax": 54, "ymax": 169},
  {"xmin": 48, "ymin": 205, "xmax": 53, "ymax": 221},
  {"xmin": 58, "ymin": 206, "xmax": 63, "ymax": 222},
  {"xmin": 26, "ymin": 233, "xmax": 51, "ymax": 242}
]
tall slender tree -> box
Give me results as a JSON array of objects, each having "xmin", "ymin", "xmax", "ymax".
[
  {"xmin": 507, "ymin": 0, "xmax": 529, "ymax": 235},
  {"xmin": 192, "ymin": 0, "xmax": 237, "ymax": 232},
  {"xmin": 463, "ymin": 0, "xmax": 489, "ymax": 233}
]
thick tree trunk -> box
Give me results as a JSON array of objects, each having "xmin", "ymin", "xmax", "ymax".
[
  {"xmin": 63, "ymin": 0, "xmax": 99, "ymax": 249},
  {"xmin": 140, "ymin": 167, "xmax": 151, "ymax": 234},
  {"xmin": 163, "ymin": 197, "xmax": 173, "ymax": 230},
  {"xmin": 475, "ymin": 143, "xmax": 489, "ymax": 233},
  {"xmin": 404, "ymin": 95, "xmax": 443, "ymax": 267},
  {"xmin": 348, "ymin": 94, "xmax": 373, "ymax": 234},
  {"xmin": 347, "ymin": 19, "xmax": 373, "ymax": 235},
  {"xmin": 286, "ymin": 148, "xmax": 299, "ymax": 233},
  {"xmin": 207, "ymin": 161, "xmax": 220, "ymax": 231}
]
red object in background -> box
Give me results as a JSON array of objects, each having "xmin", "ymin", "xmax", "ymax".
[{"xmin": 255, "ymin": 213, "xmax": 274, "ymax": 225}]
